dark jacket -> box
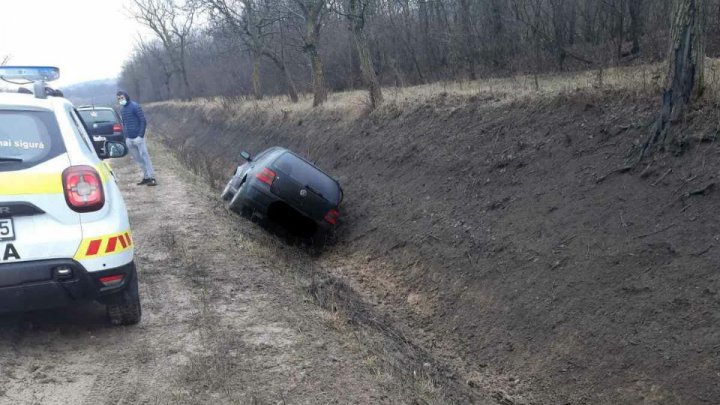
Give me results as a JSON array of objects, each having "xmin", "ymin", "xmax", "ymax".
[{"xmin": 118, "ymin": 91, "xmax": 146, "ymax": 139}]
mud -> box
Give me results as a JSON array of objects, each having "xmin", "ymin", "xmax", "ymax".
[
  {"xmin": 146, "ymin": 89, "xmax": 720, "ymax": 404},
  {"xmin": 0, "ymin": 144, "xmax": 482, "ymax": 404}
]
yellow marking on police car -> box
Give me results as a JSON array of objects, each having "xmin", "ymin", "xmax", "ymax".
[
  {"xmin": 0, "ymin": 172, "xmax": 63, "ymax": 195},
  {"xmin": 74, "ymin": 231, "xmax": 133, "ymax": 260},
  {"xmin": 96, "ymin": 162, "xmax": 112, "ymax": 181}
]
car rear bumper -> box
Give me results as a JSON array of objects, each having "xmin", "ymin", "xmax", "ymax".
[
  {"xmin": 240, "ymin": 183, "xmax": 333, "ymax": 233},
  {"xmin": 0, "ymin": 259, "xmax": 137, "ymax": 313}
]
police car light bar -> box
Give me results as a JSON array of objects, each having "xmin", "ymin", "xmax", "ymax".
[{"xmin": 0, "ymin": 66, "xmax": 60, "ymax": 82}]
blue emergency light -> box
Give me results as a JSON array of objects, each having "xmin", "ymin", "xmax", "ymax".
[{"xmin": 0, "ymin": 66, "xmax": 60, "ymax": 82}]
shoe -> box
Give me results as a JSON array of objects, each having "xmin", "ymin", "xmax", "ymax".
[
  {"xmin": 146, "ymin": 178, "xmax": 157, "ymax": 187},
  {"xmin": 137, "ymin": 178, "xmax": 150, "ymax": 185}
]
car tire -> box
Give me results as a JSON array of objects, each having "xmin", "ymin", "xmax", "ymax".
[
  {"xmin": 229, "ymin": 180, "xmax": 251, "ymax": 218},
  {"xmin": 228, "ymin": 187, "xmax": 244, "ymax": 213},
  {"xmin": 311, "ymin": 230, "xmax": 327, "ymax": 256},
  {"xmin": 220, "ymin": 178, "xmax": 234, "ymax": 201},
  {"xmin": 106, "ymin": 275, "xmax": 142, "ymax": 326}
]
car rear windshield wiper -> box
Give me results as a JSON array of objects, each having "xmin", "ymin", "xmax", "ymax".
[
  {"xmin": 304, "ymin": 184, "xmax": 325, "ymax": 199},
  {"xmin": 0, "ymin": 157, "xmax": 23, "ymax": 163}
]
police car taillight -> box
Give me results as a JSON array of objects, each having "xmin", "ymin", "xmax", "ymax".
[
  {"xmin": 99, "ymin": 274, "xmax": 124, "ymax": 287},
  {"xmin": 62, "ymin": 166, "xmax": 105, "ymax": 212}
]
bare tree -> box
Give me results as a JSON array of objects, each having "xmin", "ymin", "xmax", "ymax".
[
  {"xmin": 281, "ymin": 0, "xmax": 329, "ymax": 106},
  {"xmin": 121, "ymin": 0, "xmax": 706, "ymax": 105},
  {"xmin": 132, "ymin": 0, "xmax": 197, "ymax": 100},
  {"xmin": 628, "ymin": 0, "xmax": 644, "ymax": 55},
  {"xmin": 137, "ymin": 39, "xmax": 174, "ymax": 99},
  {"xmin": 642, "ymin": 0, "xmax": 707, "ymax": 155},
  {"xmin": 341, "ymin": 0, "xmax": 383, "ymax": 109},
  {"xmin": 203, "ymin": 0, "xmax": 300, "ymax": 102}
]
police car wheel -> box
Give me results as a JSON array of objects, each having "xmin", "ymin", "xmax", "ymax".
[
  {"xmin": 106, "ymin": 276, "xmax": 142, "ymax": 326},
  {"xmin": 220, "ymin": 179, "xmax": 234, "ymax": 201}
]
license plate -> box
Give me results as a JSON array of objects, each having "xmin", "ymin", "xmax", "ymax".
[{"xmin": 0, "ymin": 218, "xmax": 15, "ymax": 241}]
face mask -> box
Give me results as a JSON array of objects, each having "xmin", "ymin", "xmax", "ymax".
[{"xmin": 119, "ymin": 98, "xmax": 127, "ymax": 106}]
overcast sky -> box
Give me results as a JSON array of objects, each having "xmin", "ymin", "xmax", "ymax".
[{"xmin": 0, "ymin": 0, "xmax": 150, "ymax": 88}]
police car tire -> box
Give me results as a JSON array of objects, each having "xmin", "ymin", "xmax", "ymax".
[{"xmin": 107, "ymin": 276, "xmax": 142, "ymax": 326}]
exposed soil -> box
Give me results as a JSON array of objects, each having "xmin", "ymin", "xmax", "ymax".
[
  {"xmin": 147, "ymin": 88, "xmax": 720, "ymax": 404},
  {"xmin": 0, "ymin": 144, "xmax": 483, "ymax": 404}
]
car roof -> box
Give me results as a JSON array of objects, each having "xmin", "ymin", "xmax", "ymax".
[{"xmin": 0, "ymin": 92, "xmax": 70, "ymax": 111}]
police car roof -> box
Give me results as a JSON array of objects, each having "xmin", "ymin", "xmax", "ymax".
[{"xmin": 0, "ymin": 92, "xmax": 70, "ymax": 111}]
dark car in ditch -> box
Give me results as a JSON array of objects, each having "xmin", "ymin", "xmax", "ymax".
[{"xmin": 221, "ymin": 147, "xmax": 342, "ymax": 248}]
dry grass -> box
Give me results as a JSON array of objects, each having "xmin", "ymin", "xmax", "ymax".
[{"xmin": 155, "ymin": 58, "xmax": 720, "ymax": 126}]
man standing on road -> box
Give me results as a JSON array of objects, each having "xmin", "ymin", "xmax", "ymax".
[{"xmin": 117, "ymin": 91, "xmax": 157, "ymax": 186}]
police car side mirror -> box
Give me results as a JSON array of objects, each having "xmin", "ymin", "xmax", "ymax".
[
  {"xmin": 101, "ymin": 141, "xmax": 128, "ymax": 159},
  {"xmin": 240, "ymin": 151, "xmax": 252, "ymax": 162}
]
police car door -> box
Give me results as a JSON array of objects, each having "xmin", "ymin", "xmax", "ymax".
[{"xmin": 0, "ymin": 106, "xmax": 82, "ymax": 265}]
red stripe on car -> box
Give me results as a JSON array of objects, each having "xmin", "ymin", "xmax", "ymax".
[
  {"xmin": 118, "ymin": 235, "xmax": 127, "ymax": 248},
  {"xmin": 105, "ymin": 237, "xmax": 118, "ymax": 253},
  {"xmin": 86, "ymin": 240, "xmax": 102, "ymax": 256}
]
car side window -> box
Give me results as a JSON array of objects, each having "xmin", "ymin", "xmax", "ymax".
[{"xmin": 66, "ymin": 107, "xmax": 97, "ymax": 157}]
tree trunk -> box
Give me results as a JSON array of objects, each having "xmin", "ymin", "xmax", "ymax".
[
  {"xmin": 645, "ymin": 0, "xmax": 706, "ymax": 153},
  {"xmin": 251, "ymin": 53, "xmax": 263, "ymax": 100},
  {"xmin": 181, "ymin": 67, "xmax": 191, "ymax": 100},
  {"xmin": 628, "ymin": 0, "xmax": 643, "ymax": 54},
  {"xmin": 278, "ymin": 21, "xmax": 299, "ymax": 103},
  {"xmin": 349, "ymin": 0, "xmax": 384, "ymax": 110},
  {"xmin": 179, "ymin": 39, "xmax": 192, "ymax": 100},
  {"xmin": 309, "ymin": 47, "xmax": 328, "ymax": 107},
  {"xmin": 302, "ymin": 0, "xmax": 327, "ymax": 107},
  {"xmin": 459, "ymin": 0, "xmax": 477, "ymax": 80},
  {"xmin": 262, "ymin": 51, "xmax": 299, "ymax": 103},
  {"xmin": 284, "ymin": 68, "xmax": 300, "ymax": 103}
]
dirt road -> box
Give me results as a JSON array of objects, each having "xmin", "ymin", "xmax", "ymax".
[{"xmin": 0, "ymin": 143, "xmax": 482, "ymax": 404}]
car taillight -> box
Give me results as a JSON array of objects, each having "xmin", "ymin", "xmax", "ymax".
[
  {"xmin": 324, "ymin": 209, "xmax": 340, "ymax": 225},
  {"xmin": 112, "ymin": 123, "xmax": 123, "ymax": 132},
  {"xmin": 256, "ymin": 168, "xmax": 276, "ymax": 185},
  {"xmin": 99, "ymin": 274, "xmax": 124, "ymax": 287},
  {"xmin": 62, "ymin": 165, "xmax": 105, "ymax": 212}
]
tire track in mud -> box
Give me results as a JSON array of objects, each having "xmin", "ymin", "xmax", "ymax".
[{"xmin": 0, "ymin": 142, "xmax": 454, "ymax": 404}]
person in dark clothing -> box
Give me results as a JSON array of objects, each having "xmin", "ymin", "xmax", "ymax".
[{"xmin": 117, "ymin": 91, "xmax": 157, "ymax": 186}]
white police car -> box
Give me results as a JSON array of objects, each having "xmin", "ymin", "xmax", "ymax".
[{"xmin": 0, "ymin": 67, "xmax": 141, "ymax": 325}]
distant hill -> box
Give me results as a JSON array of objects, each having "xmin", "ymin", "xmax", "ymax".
[{"xmin": 62, "ymin": 78, "xmax": 118, "ymax": 107}]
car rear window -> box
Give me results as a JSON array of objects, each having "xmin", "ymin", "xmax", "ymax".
[
  {"xmin": 0, "ymin": 110, "xmax": 65, "ymax": 172},
  {"xmin": 273, "ymin": 152, "xmax": 341, "ymax": 204},
  {"xmin": 78, "ymin": 109, "xmax": 118, "ymax": 124}
]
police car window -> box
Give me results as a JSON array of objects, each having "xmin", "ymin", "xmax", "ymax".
[
  {"xmin": 273, "ymin": 153, "xmax": 340, "ymax": 204},
  {"xmin": 67, "ymin": 108, "xmax": 95, "ymax": 155},
  {"xmin": 0, "ymin": 110, "xmax": 65, "ymax": 171}
]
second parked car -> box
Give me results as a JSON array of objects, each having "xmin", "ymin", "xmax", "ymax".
[{"xmin": 77, "ymin": 106, "xmax": 124, "ymax": 145}]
